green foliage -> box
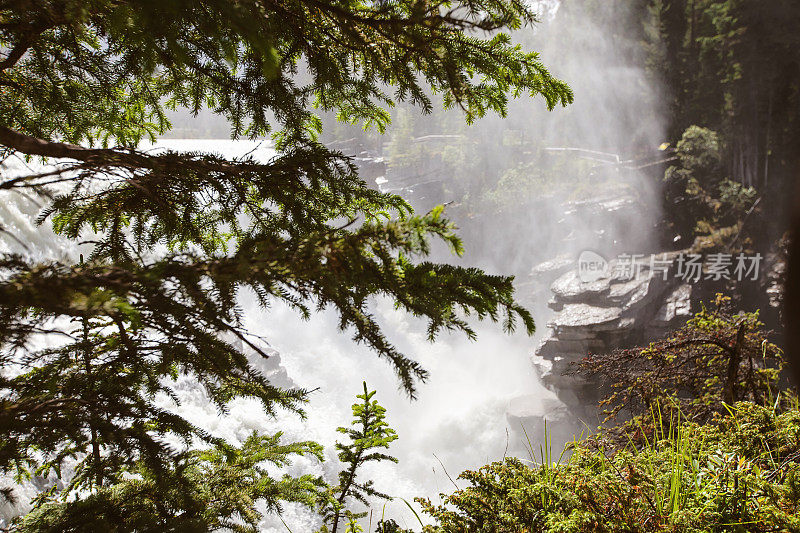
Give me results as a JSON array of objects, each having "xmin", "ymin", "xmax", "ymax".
[
  {"xmin": 13, "ymin": 432, "xmax": 324, "ymax": 532},
  {"xmin": 0, "ymin": 0, "xmax": 572, "ymax": 147},
  {"xmin": 664, "ymin": 126, "xmax": 758, "ymax": 248},
  {"xmin": 0, "ymin": 255, "xmax": 310, "ymax": 494},
  {"xmin": 647, "ymin": 0, "xmax": 800, "ymax": 192},
  {"xmin": 483, "ymin": 155, "xmax": 623, "ymax": 211},
  {"xmin": 319, "ymin": 383, "xmax": 398, "ymax": 533},
  {"xmin": 418, "ymin": 399, "xmax": 800, "ymax": 532},
  {"xmin": 385, "ymin": 109, "xmax": 427, "ymax": 172},
  {"xmin": 576, "ymin": 295, "xmax": 784, "ymax": 430},
  {"xmin": 416, "ymin": 298, "xmax": 796, "ymax": 532},
  {"xmin": 384, "ymin": 107, "xmax": 487, "ymax": 202},
  {"xmin": 376, "ymin": 519, "xmax": 415, "ymax": 533},
  {"xmin": 0, "ymin": 0, "xmax": 566, "ymax": 524},
  {"xmin": 718, "ymin": 179, "xmax": 757, "ymax": 215},
  {"xmin": 668, "ymin": 126, "xmax": 723, "ymax": 181},
  {"xmin": 643, "ymin": 0, "xmax": 799, "ymax": 270},
  {"xmin": 484, "ymin": 162, "xmax": 559, "ymax": 208}
]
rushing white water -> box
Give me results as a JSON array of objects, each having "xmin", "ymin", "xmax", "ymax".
[
  {"xmin": 1, "ymin": 0, "xmax": 668, "ymax": 527},
  {"xmin": 0, "ymin": 139, "xmax": 563, "ymax": 531},
  {"xmin": 157, "ymin": 140, "xmax": 572, "ymax": 531}
]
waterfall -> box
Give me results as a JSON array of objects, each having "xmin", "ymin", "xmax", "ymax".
[
  {"xmin": 0, "ymin": 140, "xmax": 561, "ymax": 531},
  {"xmin": 1, "ymin": 0, "xmax": 668, "ymax": 528}
]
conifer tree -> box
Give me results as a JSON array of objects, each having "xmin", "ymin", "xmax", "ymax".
[
  {"xmin": 14, "ymin": 433, "xmax": 325, "ymax": 532},
  {"xmin": 0, "ymin": 0, "xmax": 571, "ymax": 526},
  {"xmin": 319, "ymin": 383, "xmax": 398, "ymax": 533}
]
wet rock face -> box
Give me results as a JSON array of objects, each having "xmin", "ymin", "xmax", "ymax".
[
  {"xmin": 551, "ymin": 303, "xmax": 626, "ymax": 330},
  {"xmin": 532, "ymin": 255, "xmax": 693, "ymax": 410},
  {"xmin": 222, "ymin": 333, "xmax": 294, "ymax": 389}
]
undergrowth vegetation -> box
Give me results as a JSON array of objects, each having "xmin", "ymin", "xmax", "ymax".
[
  {"xmin": 418, "ymin": 400, "xmax": 800, "ymax": 532},
  {"xmin": 414, "ymin": 299, "xmax": 800, "ymax": 532}
]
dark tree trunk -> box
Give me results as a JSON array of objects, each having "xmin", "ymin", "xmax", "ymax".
[
  {"xmin": 661, "ymin": 0, "xmax": 687, "ymax": 136},
  {"xmin": 724, "ymin": 324, "xmax": 746, "ymax": 405},
  {"xmin": 784, "ymin": 157, "xmax": 800, "ymax": 388}
]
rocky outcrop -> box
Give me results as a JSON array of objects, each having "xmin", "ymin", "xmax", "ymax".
[
  {"xmin": 531, "ymin": 254, "xmax": 693, "ymax": 411},
  {"xmin": 223, "ymin": 334, "xmax": 293, "ymax": 389}
]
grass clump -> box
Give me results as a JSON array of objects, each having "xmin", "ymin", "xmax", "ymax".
[
  {"xmin": 417, "ymin": 399, "xmax": 800, "ymax": 532},
  {"xmin": 415, "ymin": 298, "xmax": 799, "ymax": 532}
]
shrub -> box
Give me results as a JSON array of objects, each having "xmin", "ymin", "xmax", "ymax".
[
  {"xmin": 663, "ymin": 126, "xmax": 759, "ymax": 249},
  {"xmin": 418, "ymin": 300, "xmax": 797, "ymax": 532},
  {"xmin": 574, "ymin": 295, "xmax": 784, "ymax": 433},
  {"xmin": 418, "ymin": 399, "xmax": 800, "ymax": 532}
]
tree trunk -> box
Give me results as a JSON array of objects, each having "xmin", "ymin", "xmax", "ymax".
[
  {"xmin": 784, "ymin": 156, "xmax": 800, "ymax": 388},
  {"xmin": 331, "ymin": 452, "xmax": 361, "ymax": 533},
  {"xmin": 661, "ymin": 0, "xmax": 687, "ymax": 134},
  {"xmin": 82, "ymin": 315, "xmax": 102, "ymax": 488},
  {"xmin": 723, "ymin": 323, "xmax": 746, "ymax": 405}
]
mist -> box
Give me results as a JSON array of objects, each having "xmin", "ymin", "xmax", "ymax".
[
  {"xmin": 0, "ymin": 2, "xmax": 670, "ymax": 531},
  {"xmin": 175, "ymin": 3, "xmax": 669, "ymax": 529}
]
